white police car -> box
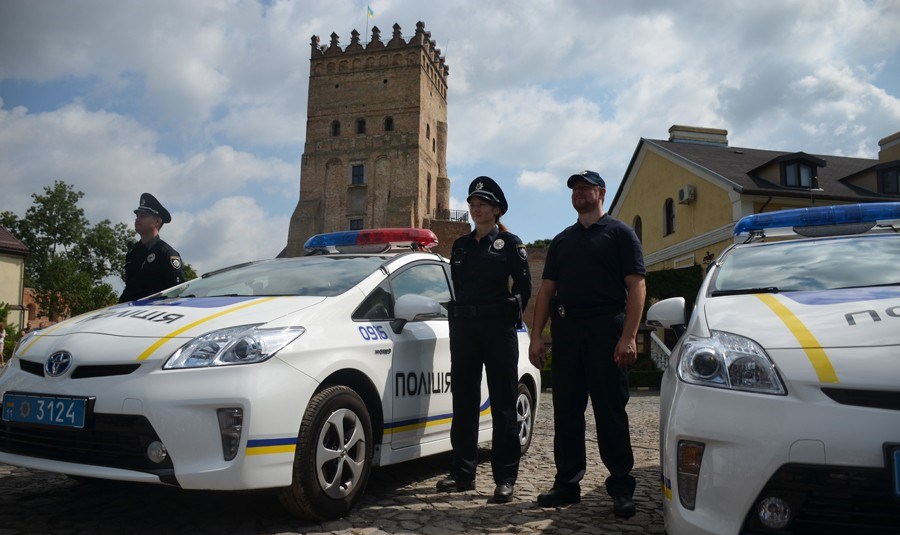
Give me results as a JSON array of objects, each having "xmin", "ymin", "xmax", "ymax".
[
  {"xmin": 0, "ymin": 229, "xmax": 541, "ymax": 520},
  {"xmin": 647, "ymin": 203, "xmax": 900, "ymax": 535}
]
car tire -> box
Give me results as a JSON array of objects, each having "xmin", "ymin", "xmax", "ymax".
[
  {"xmin": 515, "ymin": 382, "xmax": 535, "ymax": 455},
  {"xmin": 279, "ymin": 385, "xmax": 373, "ymax": 520}
]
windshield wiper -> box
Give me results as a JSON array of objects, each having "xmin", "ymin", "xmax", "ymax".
[
  {"xmin": 710, "ymin": 287, "xmax": 780, "ymax": 297},
  {"xmin": 834, "ymin": 282, "xmax": 900, "ymax": 290}
]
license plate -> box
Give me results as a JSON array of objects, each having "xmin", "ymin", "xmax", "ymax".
[{"xmin": 2, "ymin": 393, "xmax": 87, "ymax": 428}]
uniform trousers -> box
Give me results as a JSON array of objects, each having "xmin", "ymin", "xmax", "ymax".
[
  {"xmin": 448, "ymin": 315, "xmax": 521, "ymax": 486},
  {"xmin": 549, "ymin": 312, "xmax": 636, "ymax": 498}
]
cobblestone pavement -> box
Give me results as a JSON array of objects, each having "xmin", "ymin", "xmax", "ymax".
[{"xmin": 0, "ymin": 391, "xmax": 664, "ymax": 534}]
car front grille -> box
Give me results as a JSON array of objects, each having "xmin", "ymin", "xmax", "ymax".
[
  {"xmin": 0, "ymin": 414, "xmax": 176, "ymax": 480},
  {"xmin": 17, "ymin": 359, "xmax": 142, "ymax": 379},
  {"xmin": 821, "ymin": 387, "xmax": 900, "ymax": 411},
  {"xmin": 743, "ymin": 463, "xmax": 900, "ymax": 534}
]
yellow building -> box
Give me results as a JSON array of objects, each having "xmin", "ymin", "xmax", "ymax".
[
  {"xmin": 610, "ymin": 125, "xmax": 900, "ymax": 272},
  {"xmin": 0, "ymin": 225, "xmax": 28, "ymax": 332}
]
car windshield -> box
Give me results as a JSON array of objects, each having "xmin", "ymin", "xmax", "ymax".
[
  {"xmin": 710, "ymin": 234, "xmax": 900, "ymax": 294},
  {"xmin": 162, "ymin": 256, "xmax": 387, "ymax": 298}
]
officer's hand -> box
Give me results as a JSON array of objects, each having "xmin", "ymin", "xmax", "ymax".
[
  {"xmin": 528, "ymin": 338, "xmax": 546, "ymax": 369},
  {"xmin": 614, "ymin": 337, "xmax": 637, "ymax": 368}
]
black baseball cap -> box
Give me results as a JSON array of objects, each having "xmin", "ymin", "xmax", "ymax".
[{"xmin": 567, "ymin": 170, "xmax": 605, "ymax": 188}]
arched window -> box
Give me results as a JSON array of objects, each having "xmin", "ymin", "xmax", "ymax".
[
  {"xmin": 330, "ymin": 120, "xmax": 341, "ymax": 137},
  {"xmin": 664, "ymin": 199, "xmax": 675, "ymax": 236},
  {"xmin": 356, "ymin": 118, "xmax": 366, "ymax": 135},
  {"xmin": 384, "ymin": 116, "xmax": 394, "ymax": 132},
  {"xmin": 632, "ymin": 216, "xmax": 643, "ymax": 243}
]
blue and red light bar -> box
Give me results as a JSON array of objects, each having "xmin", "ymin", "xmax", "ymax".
[
  {"xmin": 734, "ymin": 202, "xmax": 900, "ymax": 236},
  {"xmin": 304, "ymin": 228, "xmax": 439, "ymax": 253}
]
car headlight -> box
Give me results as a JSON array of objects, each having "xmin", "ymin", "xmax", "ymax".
[
  {"xmin": 164, "ymin": 324, "xmax": 306, "ymax": 369},
  {"xmin": 677, "ymin": 330, "xmax": 786, "ymax": 395}
]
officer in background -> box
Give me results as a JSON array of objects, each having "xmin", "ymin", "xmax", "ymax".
[
  {"xmin": 119, "ymin": 193, "xmax": 186, "ymax": 303},
  {"xmin": 437, "ymin": 176, "xmax": 531, "ymax": 503},
  {"xmin": 528, "ymin": 170, "xmax": 646, "ymax": 518}
]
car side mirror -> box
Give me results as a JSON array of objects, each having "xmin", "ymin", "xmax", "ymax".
[
  {"xmin": 391, "ymin": 294, "xmax": 442, "ymax": 334},
  {"xmin": 646, "ymin": 297, "xmax": 686, "ymax": 330}
]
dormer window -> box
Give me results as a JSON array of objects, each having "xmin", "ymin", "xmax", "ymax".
[
  {"xmin": 877, "ymin": 165, "xmax": 899, "ymax": 194},
  {"xmin": 783, "ymin": 161, "xmax": 815, "ymax": 188}
]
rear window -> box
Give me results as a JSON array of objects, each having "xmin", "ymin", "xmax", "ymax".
[
  {"xmin": 162, "ymin": 256, "xmax": 386, "ymax": 298},
  {"xmin": 710, "ymin": 235, "xmax": 900, "ymax": 293}
]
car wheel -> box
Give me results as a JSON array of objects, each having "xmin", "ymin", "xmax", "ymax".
[
  {"xmin": 279, "ymin": 385, "xmax": 373, "ymax": 520},
  {"xmin": 515, "ymin": 382, "xmax": 535, "ymax": 455}
]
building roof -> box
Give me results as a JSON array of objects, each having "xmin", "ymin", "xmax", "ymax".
[
  {"xmin": 611, "ymin": 137, "xmax": 898, "ymax": 210},
  {"xmin": 0, "ymin": 225, "xmax": 29, "ymax": 256}
]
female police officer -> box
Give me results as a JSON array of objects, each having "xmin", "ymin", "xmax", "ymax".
[{"xmin": 436, "ymin": 176, "xmax": 531, "ymax": 503}]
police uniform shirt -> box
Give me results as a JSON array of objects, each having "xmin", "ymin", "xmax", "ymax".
[
  {"xmin": 450, "ymin": 226, "xmax": 531, "ymax": 308},
  {"xmin": 119, "ymin": 237, "xmax": 185, "ymax": 302},
  {"xmin": 542, "ymin": 215, "xmax": 645, "ymax": 310}
]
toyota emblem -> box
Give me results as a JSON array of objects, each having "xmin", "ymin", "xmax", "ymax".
[{"xmin": 45, "ymin": 351, "xmax": 73, "ymax": 377}]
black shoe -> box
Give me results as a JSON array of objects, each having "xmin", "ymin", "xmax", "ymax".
[
  {"xmin": 493, "ymin": 483, "xmax": 514, "ymax": 503},
  {"xmin": 613, "ymin": 496, "xmax": 636, "ymax": 518},
  {"xmin": 436, "ymin": 476, "xmax": 475, "ymax": 492},
  {"xmin": 537, "ymin": 486, "xmax": 580, "ymax": 507}
]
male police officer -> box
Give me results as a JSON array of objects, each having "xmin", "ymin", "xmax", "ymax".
[
  {"xmin": 119, "ymin": 193, "xmax": 186, "ymax": 303},
  {"xmin": 528, "ymin": 170, "xmax": 646, "ymax": 518}
]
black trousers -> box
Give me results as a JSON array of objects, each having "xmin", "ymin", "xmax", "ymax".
[
  {"xmin": 448, "ymin": 316, "xmax": 520, "ymax": 485},
  {"xmin": 550, "ymin": 313, "xmax": 636, "ymax": 498}
]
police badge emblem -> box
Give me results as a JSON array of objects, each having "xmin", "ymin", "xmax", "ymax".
[
  {"xmin": 171, "ymin": 256, "xmax": 182, "ymax": 269},
  {"xmin": 493, "ymin": 238, "xmax": 505, "ymax": 250},
  {"xmin": 147, "ymin": 253, "xmax": 156, "ymax": 263}
]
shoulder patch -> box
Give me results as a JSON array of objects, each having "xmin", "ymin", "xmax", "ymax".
[
  {"xmin": 171, "ymin": 256, "xmax": 182, "ymax": 269},
  {"xmin": 517, "ymin": 245, "xmax": 527, "ymax": 260}
]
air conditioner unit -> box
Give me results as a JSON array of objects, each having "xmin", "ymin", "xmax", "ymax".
[{"xmin": 678, "ymin": 185, "xmax": 696, "ymax": 204}]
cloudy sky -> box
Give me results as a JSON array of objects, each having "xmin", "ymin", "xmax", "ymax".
[{"xmin": 2, "ymin": 0, "xmax": 899, "ymax": 279}]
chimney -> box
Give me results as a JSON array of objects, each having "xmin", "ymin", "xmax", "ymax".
[
  {"xmin": 668, "ymin": 125, "xmax": 728, "ymax": 147},
  {"xmin": 878, "ymin": 131, "xmax": 900, "ymax": 162}
]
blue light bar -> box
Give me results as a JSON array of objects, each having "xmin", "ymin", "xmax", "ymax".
[
  {"xmin": 733, "ymin": 202, "xmax": 900, "ymax": 236},
  {"xmin": 304, "ymin": 228, "xmax": 439, "ymax": 252}
]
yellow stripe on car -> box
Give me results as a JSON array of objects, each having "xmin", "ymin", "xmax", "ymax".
[
  {"xmin": 755, "ymin": 294, "xmax": 839, "ymax": 383},
  {"xmin": 136, "ymin": 298, "xmax": 277, "ymax": 361}
]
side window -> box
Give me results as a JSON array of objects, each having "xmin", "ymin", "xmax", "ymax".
[
  {"xmin": 353, "ymin": 282, "xmax": 393, "ymax": 320},
  {"xmin": 391, "ymin": 263, "xmax": 451, "ymax": 319}
]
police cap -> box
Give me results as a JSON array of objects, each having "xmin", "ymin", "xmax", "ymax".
[
  {"xmin": 134, "ymin": 193, "xmax": 172, "ymax": 223},
  {"xmin": 466, "ymin": 176, "xmax": 509, "ymax": 215},
  {"xmin": 566, "ymin": 170, "xmax": 605, "ymax": 188}
]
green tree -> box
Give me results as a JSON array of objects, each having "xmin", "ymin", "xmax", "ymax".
[{"xmin": 1, "ymin": 181, "xmax": 133, "ymax": 318}]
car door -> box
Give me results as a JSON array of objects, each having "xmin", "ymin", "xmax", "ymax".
[{"xmin": 385, "ymin": 261, "xmax": 456, "ymax": 450}]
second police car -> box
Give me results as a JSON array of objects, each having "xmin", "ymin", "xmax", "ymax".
[
  {"xmin": 0, "ymin": 229, "xmax": 541, "ymax": 520},
  {"xmin": 648, "ymin": 203, "xmax": 900, "ymax": 534}
]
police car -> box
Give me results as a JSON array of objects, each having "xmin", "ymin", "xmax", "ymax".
[
  {"xmin": 0, "ymin": 228, "xmax": 541, "ymax": 520},
  {"xmin": 647, "ymin": 203, "xmax": 900, "ymax": 534}
]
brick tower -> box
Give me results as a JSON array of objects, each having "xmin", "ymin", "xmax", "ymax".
[{"xmin": 285, "ymin": 21, "xmax": 466, "ymax": 257}]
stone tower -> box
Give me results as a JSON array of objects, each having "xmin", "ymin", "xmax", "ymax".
[{"xmin": 285, "ymin": 21, "xmax": 465, "ymax": 257}]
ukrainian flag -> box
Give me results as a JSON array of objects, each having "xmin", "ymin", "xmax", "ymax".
[{"xmin": 367, "ymin": 5, "xmax": 374, "ymax": 18}]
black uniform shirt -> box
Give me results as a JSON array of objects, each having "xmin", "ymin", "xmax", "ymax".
[
  {"xmin": 119, "ymin": 237, "xmax": 186, "ymax": 302},
  {"xmin": 542, "ymin": 215, "xmax": 645, "ymax": 309},
  {"xmin": 450, "ymin": 226, "xmax": 531, "ymax": 309}
]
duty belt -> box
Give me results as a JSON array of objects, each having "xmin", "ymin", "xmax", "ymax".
[
  {"xmin": 450, "ymin": 302, "xmax": 510, "ymax": 319},
  {"xmin": 553, "ymin": 303, "xmax": 623, "ymax": 319}
]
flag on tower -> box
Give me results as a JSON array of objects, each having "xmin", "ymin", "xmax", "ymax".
[{"xmin": 367, "ymin": 5, "xmax": 374, "ymax": 18}]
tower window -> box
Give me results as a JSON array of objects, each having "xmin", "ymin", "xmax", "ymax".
[
  {"xmin": 426, "ymin": 124, "xmax": 431, "ymax": 139},
  {"xmin": 384, "ymin": 116, "xmax": 394, "ymax": 132},
  {"xmin": 356, "ymin": 118, "xmax": 366, "ymax": 135},
  {"xmin": 664, "ymin": 199, "xmax": 675, "ymax": 236},
  {"xmin": 351, "ymin": 164, "xmax": 365, "ymax": 185},
  {"xmin": 330, "ymin": 120, "xmax": 341, "ymax": 137},
  {"xmin": 349, "ymin": 218, "xmax": 364, "ymax": 230}
]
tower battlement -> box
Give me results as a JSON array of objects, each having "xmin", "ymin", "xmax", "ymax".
[{"xmin": 310, "ymin": 21, "xmax": 448, "ymax": 95}]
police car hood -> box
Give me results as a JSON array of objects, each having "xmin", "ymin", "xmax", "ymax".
[
  {"xmin": 18, "ymin": 296, "xmax": 325, "ymax": 363},
  {"xmin": 703, "ymin": 287, "xmax": 900, "ymax": 349}
]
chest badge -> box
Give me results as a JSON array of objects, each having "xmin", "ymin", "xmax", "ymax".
[
  {"xmin": 147, "ymin": 253, "xmax": 156, "ymax": 263},
  {"xmin": 493, "ymin": 238, "xmax": 505, "ymax": 250}
]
